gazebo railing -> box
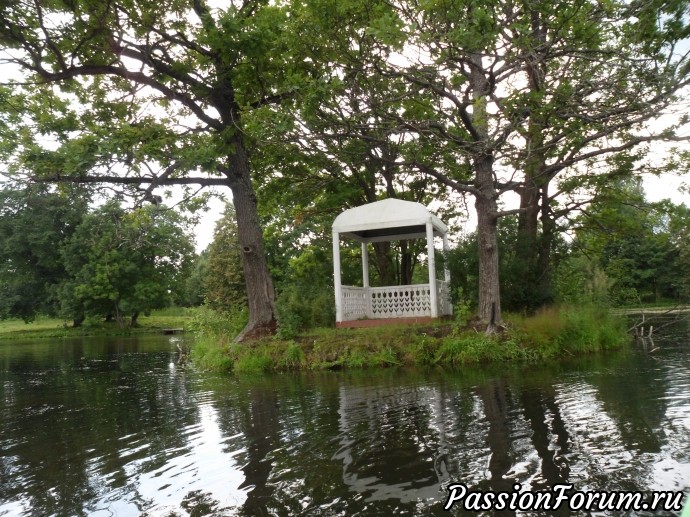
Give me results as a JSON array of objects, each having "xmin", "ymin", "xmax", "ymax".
[
  {"xmin": 340, "ymin": 281, "xmax": 452, "ymax": 321},
  {"xmin": 341, "ymin": 286, "xmax": 368, "ymax": 320}
]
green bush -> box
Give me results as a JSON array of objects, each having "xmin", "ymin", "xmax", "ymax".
[
  {"xmin": 187, "ymin": 304, "xmax": 247, "ymax": 339},
  {"xmin": 280, "ymin": 341, "xmax": 306, "ymax": 368},
  {"xmin": 276, "ymin": 282, "xmax": 334, "ymax": 338},
  {"xmin": 557, "ymin": 306, "xmax": 627, "ymax": 353},
  {"xmin": 274, "ymin": 246, "xmax": 336, "ymax": 338},
  {"xmin": 507, "ymin": 305, "xmax": 627, "ymax": 356},
  {"xmin": 187, "ymin": 305, "xmax": 248, "ymax": 371}
]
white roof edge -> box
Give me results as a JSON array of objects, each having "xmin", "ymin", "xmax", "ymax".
[{"xmin": 333, "ymin": 199, "xmax": 448, "ymax": 236}]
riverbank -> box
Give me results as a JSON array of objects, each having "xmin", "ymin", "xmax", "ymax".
[
  {"xmin": 191, "ymin": 306, "xmax": 629, "ymax": 372},
  {"xmin": 0, "ymin": 308, "xmax": 193, "ymax": 340},
  {"xmin": 611, "ymin": 305, "xmax": 690, "ymax": 315}
]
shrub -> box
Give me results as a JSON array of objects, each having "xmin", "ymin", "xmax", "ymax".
[{"xmin": 187, "ymin": 304, "xmax": 247, "ymax": 339}]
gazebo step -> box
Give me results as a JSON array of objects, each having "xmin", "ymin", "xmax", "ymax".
[{"xmin": 336, "ymin": 316, "xmax": 438, "ymax": 328}]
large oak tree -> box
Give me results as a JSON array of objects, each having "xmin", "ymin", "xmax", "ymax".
[
  {"xmin": 0, "ymin": 0, "xmax": 311, "ymax": 340},
  {"xmin": 330, "ymin": 0, "xmax": 690, "ymax": 329}
]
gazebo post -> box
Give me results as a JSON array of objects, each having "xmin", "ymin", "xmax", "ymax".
[
  {"xmin": 426, "ymin": 220, "xmax": 439, "ymax": 318},
  {"xmin": 361, "ymin": 242, "xmax": 369, "ymax": 288},
  {"xmin": 361, "ymin": 241, "xmax": 370, "ymax": 318},
  {"xmin": 333, "ymin": 231, "xmax": 343, "ymax": 323},
  {"xmin": 443, "ymin": 233, "xmax": 451, "ymax": 284}
]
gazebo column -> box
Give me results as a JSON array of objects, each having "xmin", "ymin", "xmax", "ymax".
[
  {"xmin": 443, "ymin": 232, "xmax": 452, "ymax": 317},
  {"xmin": 333, "ymin": 231, "xmax": 343, "ymax": 323},
  {"xmin": 426, "ymin": 221, "xmax": 438, "ymax": 318},
  {"xmin": 361, "ymin": 242, "xmax": 370, "ymax": 288},
  {"xmin": 361, "ymin": 242, "xmax": 371, "ymax": 318},
  {"xmin": 443, "ymin": 233, "xmax": 451, "ymax": 284}
]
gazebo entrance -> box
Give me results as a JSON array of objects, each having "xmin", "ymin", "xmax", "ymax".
[{"xmin": 332, "ymin": 199, "xmax": 452, "ymax": 327}]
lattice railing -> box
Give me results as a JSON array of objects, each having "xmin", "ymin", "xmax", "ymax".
[
  {"xmin": 340, "ymin": 282, "xmax": 451, "ymax": 321},
  {"xmin": 341, "ymin": 286, "xmax": 367, "ymax": 320},
  {"xmin": 369, "ymin": 285, "xmax": 432, "ymax": 318},
  {"xmin": 437, "ymin": 280, "xmax": 452, "ymax": 316}
]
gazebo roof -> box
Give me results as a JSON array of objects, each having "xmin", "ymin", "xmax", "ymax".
[{"xmin": 333, "ymin": 198, "xmax": 447, "ymax": 243}]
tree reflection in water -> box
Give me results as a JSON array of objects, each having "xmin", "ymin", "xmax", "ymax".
[{"xmin": 1, "ymin": 324, "xmax": 690, "ymax": 516}]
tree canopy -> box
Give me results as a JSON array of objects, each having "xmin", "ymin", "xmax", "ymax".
[
  {"xmin": 0, "ymin": 184, "xmax": 88, "ymax": 322},
  {"xmin": 60, "ymin": 201, "xmax": 195, "ymax": 327},
  {"xmin": 0, "ymin": 0, "xmax": 689, "ymax": 335},
  {"xmin": 0, "ymin": 187, "xmax": 195, "ymax": 328}
]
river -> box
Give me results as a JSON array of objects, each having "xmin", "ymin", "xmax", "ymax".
[{"xmin": 0, "ymin": 318, "xmax": 689, "ymax": 516}]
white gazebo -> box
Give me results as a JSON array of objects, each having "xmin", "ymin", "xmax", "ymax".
[{"xmin": 332, "ymin": 198, "xmax": 452, "ymax": 327}]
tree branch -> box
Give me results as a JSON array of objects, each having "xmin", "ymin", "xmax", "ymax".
[{"xmin": 31, "ymin": 174, "xmax": 229, "ymax": 187}]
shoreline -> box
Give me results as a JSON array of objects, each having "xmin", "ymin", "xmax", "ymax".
[
  {"xmin": 0, "ymin": 311, "xmax": 193, "ymax": 341},
  {"xmin": 191, "ymin": 306, "xmax": 631, "ymax": 373}
]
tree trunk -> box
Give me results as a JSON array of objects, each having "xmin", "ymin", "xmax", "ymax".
[
  {"xmin": 516, "ymin": 180, "xmax": 540, "ymax": 271},
  {"xmin": 476, "ymin": 186, "xmax": 502, "ymax": 332},
  {"xmin": 515, "ymin": 6, "xmax": 550, "ymax": 309},
  {"xmin": 536, "ymin": 185, "xmax": 556, "ymax": 303},
  {"xmin": 470, "ymin": 52, "xmax": 502, "ymax": 332},
  {"xmin": 113, "ymin": 302, "xmax": 125, "ymax": 329},
  {"xmin": 399, "ymin": 240, "xmax": 413, "ymax": 285},
  {"xmin": 225, "ymin": 135, "xmax": 277, "ymax": 342},
  {"xmin": 72, "ymin": 315, "xmax": 85, "ymax": 328},
  {"xmin": 372, "ymin": 241, "xmax": 396, "ymax": 286},
  {"xmin": 515, "ymin": 169, "xmax": 543, "ymax": 310},
  {"xmin": 130, "ymin": 311, "xmax": 140, "ymax": 328}
]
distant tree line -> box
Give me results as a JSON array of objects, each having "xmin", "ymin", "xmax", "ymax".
[{"xmin": 0, "ymin": 185, "xmax": 195, "ymax": 328}]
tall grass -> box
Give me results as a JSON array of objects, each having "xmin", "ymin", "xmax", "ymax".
[
  {"xmin": 506, "ymin": 305, "xmax": 627, "ymax": 358},
  {"xmin": 190, "ymin": 305, "xmax": 629, "ymax": 373},
  {"xmin": 188, "ymin": 305, "xmax": 248, "ymax": 370}
]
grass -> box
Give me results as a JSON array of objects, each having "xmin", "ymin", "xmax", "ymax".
[
  {"xmin": 190, "ymin": 305, "xmax": 630, "ymax": 373},
  {"xmin": 0, "ymin": 307, "xmax": 194, "ymax": 340},
  {"xmin": 4, "ymin": 305, "xmax": 628, "ymax": 371}
]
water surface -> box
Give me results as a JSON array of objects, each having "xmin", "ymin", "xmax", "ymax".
[{"xmin": 0, "ymin": 320, "xmax": 689, "ymax": 516}]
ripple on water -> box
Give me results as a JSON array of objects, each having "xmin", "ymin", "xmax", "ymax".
[{"xmin": 2, "ymin": 333, "xmax": 690, "ymax": 516}]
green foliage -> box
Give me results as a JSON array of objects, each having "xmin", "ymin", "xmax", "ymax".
[
  {"xmin": 191, "ymin": 304, "xmax": 627, "ymax": 372},
  {"xmin": 556, "ymin": 307, "xmax": 627, "ymax": 353},
  {"xmin": 1, "ymin": 0, "xmax": 688, "ymax": 336},
  {"xmin": 435, "ymin": 333, "xmax": 521, "ymax": 365},
  {"xmin": 187, "ymin": 305, "xmax": 248, "ymax": 339},
  {"xmin": 187, "ymin": 305, "xmax": 249, "ymax": 370},
  {"xmin": 232, "ymin": 352, "xmax": 273, "ymax": 373},
  {"xmin": 506, "ymin": 305, "xmax": 628, "ymax": 356},
  {"xmin": 451, "ymin": 287, "xmax": 473, "ymax": 328},
  {"xmin": 59, "ymin": 201, "xmax": 195, "ymax": 327},
  {"xmin": 190, "ymin": 335, "xmax": 235, "ymax": 371},
  {"xmin": 275, "ymin": 246, "xmax": 335, "ymax": 338},
  {"xmin": 182, "ymin": 250, "xmax": 209, "ymax": 307},
  {"xmin": 0, "ymin": 184, "xmax": 88, "ymax": 321},
  {"xmin": 280, "ymin": 341, "xmax": 306, "ymax": 368},
  {"xmin": 506, "ymin": 307, "xmax": 564, "ymax": 351},
  {"xmin": 202, "ymin": 204, "xmax": 247, "ymax": 312},
  {"xmin": 0, "ymin": 309, "xmax": 193, "ymax": 340},
  {"xmin": 554, "ymin": 255, "xmax": 613, "ymax": 306},
  {"xmin": 562, "ymin": 179, "xmax": 690, "ymax": 307},
  {"xmin": 448, "ymin": 216, "xmax": 565, "ymax": 314}
]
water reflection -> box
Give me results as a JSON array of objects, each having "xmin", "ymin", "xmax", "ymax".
[{"xmin": 0, "ymin": 321, "xmax": 689, "ymax": 516}]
